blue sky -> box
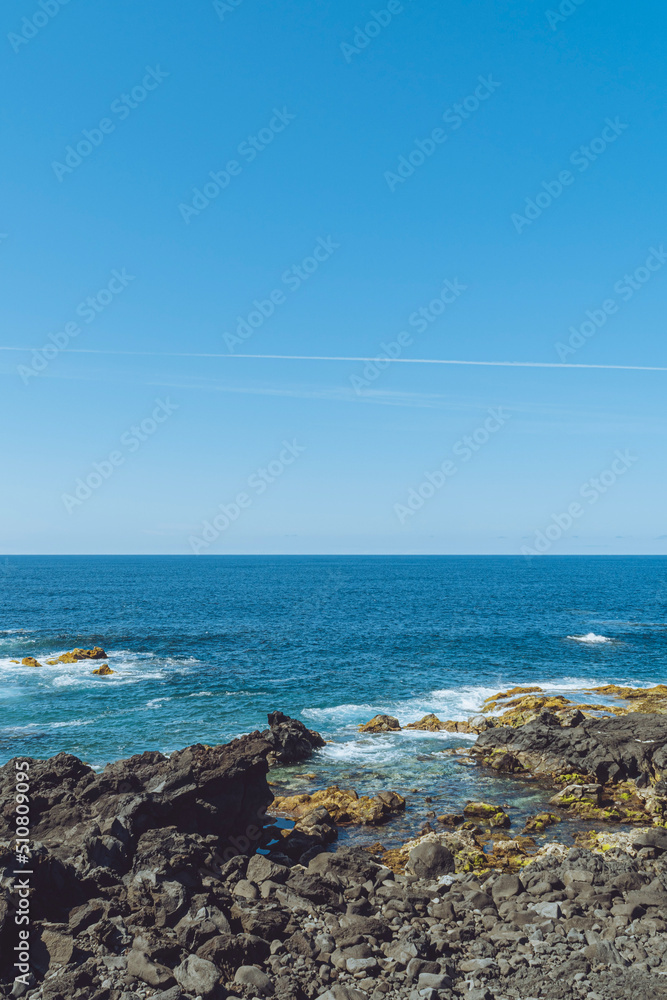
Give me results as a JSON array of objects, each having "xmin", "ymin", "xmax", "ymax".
[{"xmin": 1, "ymin": 0, "xmax": 665, "ymax": 554}]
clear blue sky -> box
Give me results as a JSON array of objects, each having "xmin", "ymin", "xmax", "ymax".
[{"xmin": 1, "ymin": 0, "xmax": 665, "ymax": 555}]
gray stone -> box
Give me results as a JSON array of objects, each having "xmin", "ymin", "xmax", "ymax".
[
  {"xmin": 234, "ymin": 965, "xmax": 275, "ymax": 996},
  {"xmin": 532, "ymin": 901, "xmax": 562, "ymax": 919},
  {"xmin": 491, "ymin": 874, "xmax": 523, "ymax": 902},
  {"xmin": 406, "ymin": 958, "xmax": 439, "ymax": 981},
  {"xmin": 127, "ymin": 948, "xmax": 175, "ymax": 988},
  {"xmin": 633, "ymin": 828, "xmax": 667, "ymax": 851},
  {"xmin": 407, "ymin": 840, "xmax": 454, "ymax": 878},
  {"xmin": 174, "ymin": 954, "xmax": 224, "ymax": 999},
  {"xmin": 459, "ymin": 957, "xmax": 496, "ymax": 973},
  {"xmin": 316, "ymin": 987, "xmax": 369, "ymax": 1000},
  {"xmin": 233, "ymin": 878, "xmax": 260, "ymax": 899},
  {"xmin": 417, "ymin": 971, "xmax": 452, "ymax": 989},
  {"xmin": 246, "ymin": 854, "xmax": 290, "ymax": 884},
  {"xmin": 584, "ymin": 940, "xmax": 627, "ymax": 966},
  {"xmin": 151, "ymin": 989, "xmax": 183, "ymax": 1000},
  {"xmin": 346, "ymin": 956, "xmax": 378, "ymax": 974}
]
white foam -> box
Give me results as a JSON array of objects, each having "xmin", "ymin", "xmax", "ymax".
[
  {"xmin": 302, "ymin": 703, "xmax": 378, "ymax": 723},
  {"xmin": 146, "ymin": 697, "xmax": 172, "ymax": 709},
  {"xmin": 567, "ymin": 633, "xmax": 613, "ymax": 644},
  {"xmin": 48, "ymin": 719, "xmax": 94, "ymax": 729}
]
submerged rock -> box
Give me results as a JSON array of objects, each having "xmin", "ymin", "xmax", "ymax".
[
  {"xmin": 522, "ymin": 811, "xmax": 561, "ymax": 834},
  {"xmin": 463, "ymin": 801, "xmax": 511, "ymax": 828},
  {"xmin": 358, "ymin": 713, "xmax": 401, "ymax": 733}
]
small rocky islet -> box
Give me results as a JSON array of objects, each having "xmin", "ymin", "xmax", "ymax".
[{"xmin": 2, "ymin": 690, "xmax": 667, "ymax": 1000}]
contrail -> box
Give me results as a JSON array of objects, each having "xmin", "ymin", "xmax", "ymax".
[{"xmin": 1, "ymin": 347, "xmax": 666, "ymax": 371}]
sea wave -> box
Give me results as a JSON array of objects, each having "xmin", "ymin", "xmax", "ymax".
[
  {"xmin": 146, "ymin": 697, "xmax": 172, "ymax": 709},
  {"xmin": 566, "ymin": 633, "xmax": 613, "ymax": 644}
]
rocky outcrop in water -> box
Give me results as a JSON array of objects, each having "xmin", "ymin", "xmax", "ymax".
[
  {"xmin": 45, "ymin": 648, "xmax": 108, "ymax": 665},
  {"xmin": 358, "ymin": 716, "xmax": 401, "ymax": 734},
  {"xmin": 271, "ymin": 787, "xmax": 406, "ymax": 827},
  {"xmin": 473, "ymin": 710, "xmax": 667, "ymax": 784},
  {"xmin": 472, "ymin": 709, "xmax": 667, "ymax": 827}
]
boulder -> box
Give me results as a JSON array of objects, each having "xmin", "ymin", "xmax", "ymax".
[
  {"xmin": 407, "ymin": 840, "xmax": 454, "ymax": 878},
  {"xmin": 91, "ymin": 664, "xmax": 114, "ymax": 675},
  {"xmin": 234, "ymin": 964, "xmax": 275, "ymax": 995},
  {"xmin": 127, "ymin": 948, "xmax": 175, "ymax": 988},
  {"xmin": 264, "ymin": 710, "xmax": 325, "ymax": 765},
  {"xmin": 491, "ymin": 873, "xmax": 523, "ymax": 902},
  {"xmin": 21, "ymin": 657, "xmax": 43, "ymax": 667},
  {"xmin": 174, "ymin": 955, "xmax": 224, "ymax": 998}
]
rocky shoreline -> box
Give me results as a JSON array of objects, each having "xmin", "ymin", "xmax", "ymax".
[{"xmin": 2, "ymin": 691, "xmax": 667, "ymax": 1000}]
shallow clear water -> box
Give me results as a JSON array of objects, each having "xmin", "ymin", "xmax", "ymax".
[{"xmin": 1, "ymin": 555, "xmax": 665, "ymax": 844}]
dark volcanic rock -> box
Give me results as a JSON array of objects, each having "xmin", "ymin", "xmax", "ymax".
[
  {"xmin": 6, "ymin": 710, "xmax": 667, "ymax": 1000},
  {"xmin": 263, "ymin": 710, "xmax": 325, "ymax": 765},
  {"xmin": 473, "ymin": 710, "xmax": 667, "ymax": 783},
  {"xmin": 0, "ymin": 714, "xmax": 324, "ymax": 989}
]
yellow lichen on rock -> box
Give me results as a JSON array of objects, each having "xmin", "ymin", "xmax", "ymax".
[
  {"xmin": 271, "ymin": 785, "xmax": 405, "ymax": 826},
  {"xmin": 56, "ymin": 646, "xmax": 108, "ymax": 663},
  {"xmin": 405, "ymin": 714, "xmax": 446, "ymax": 731},
  {"xmin": 587, "ymin": 684, "xmax": 667, "ymax": 714},
  {"xmin": 481, "ymin": 686, "xmax": 543, "ymax": 712},
  {"xmin": 522, "ymin": 812, "xmax": 561, "ymax": 834},
  {"xmin": 463, "ymin": 801, "xmax": 511, "ymax": 828},
  {"xmin": 92, "ymin": 664, "xmax": 114, "ymax": 676},
  {"xmin": 21, "ymin": 657, "xmax": 43, "ymax": 668}
]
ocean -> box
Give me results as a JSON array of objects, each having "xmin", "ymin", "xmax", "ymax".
[{"xmin": 1, "ymin": 555, "xmax": 665, "ymax": 844}]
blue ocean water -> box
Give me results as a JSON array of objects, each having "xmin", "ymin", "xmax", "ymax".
[{"xmin": 1, "ymin": 556, "xmax": 666, "ymax": 843}]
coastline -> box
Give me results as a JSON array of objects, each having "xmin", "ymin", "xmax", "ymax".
[{"xmin": 2, "ymin": 687, "xmax": 667, "ymax": 1000}]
